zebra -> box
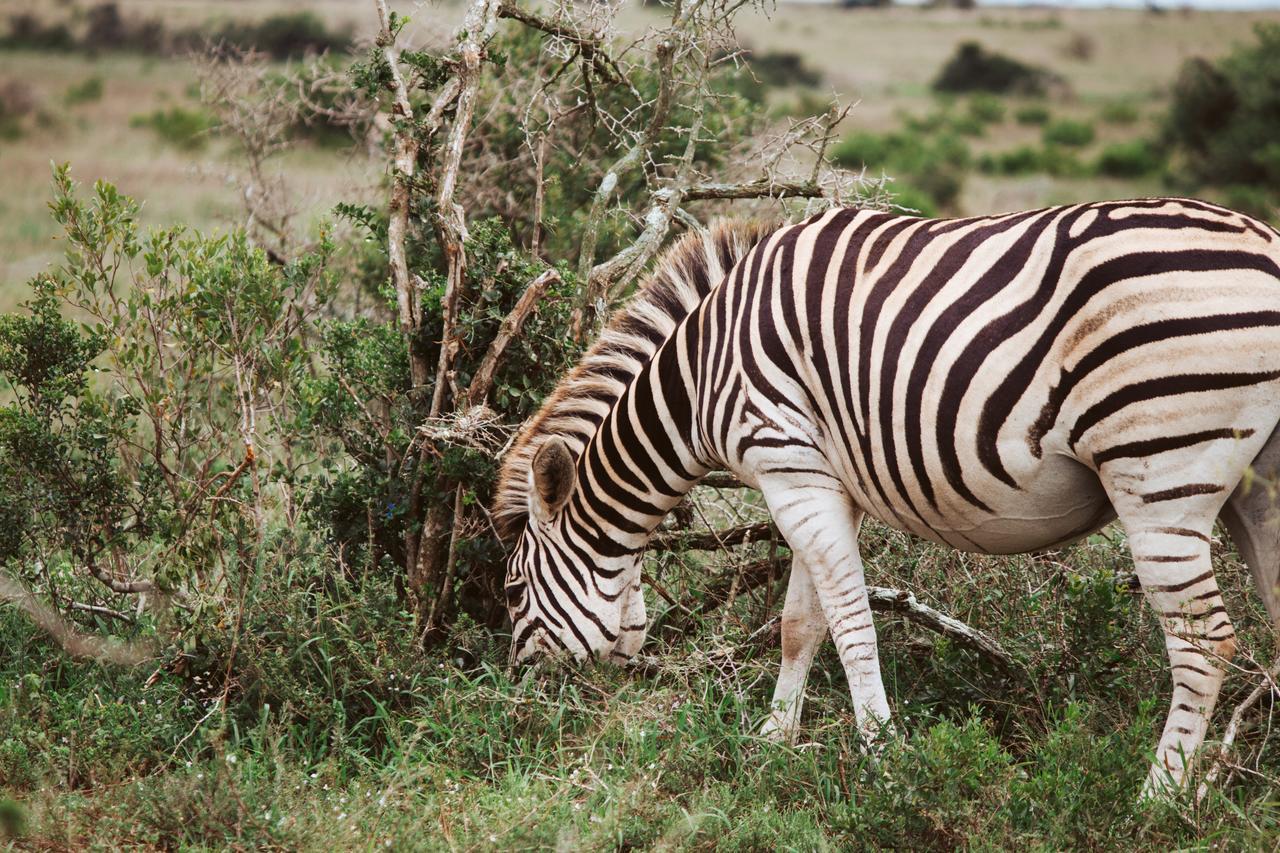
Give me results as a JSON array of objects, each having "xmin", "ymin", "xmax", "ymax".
[{"xmin": 493, "ymin": 200, "xmax": 1280, "ymax": 796}]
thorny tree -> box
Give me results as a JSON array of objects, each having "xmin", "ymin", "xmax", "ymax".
[{"xmin": 361, "ymin": 0, "xmax": 877, "ymax": 641}]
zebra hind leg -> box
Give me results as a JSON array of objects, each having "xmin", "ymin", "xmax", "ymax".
[
  {"xmin": 760, "ymin": 555, "xmax": 827, "ymax": 743},
  {"xmin": 1109, "ymin": 507, "xmax": 1236, "ymax": 798}
]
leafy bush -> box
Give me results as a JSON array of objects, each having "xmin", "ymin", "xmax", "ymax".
[
  {"xmin": 1165, "ymin": 24, "xmax": 1280, "ymax": 196},
  {"xmin": 1015, "ymin": 103, "xmax": 1051, "ymax": 125},
  {"xmin": 1095, "ymin": 140, "xmax": 1164, "ymax": 177},
  {"xmin": 130, "ymin": 106, "xmax": 217, "ymax": 150},
  {"xmin": 933, "ymin": 42, "xmax": 1060, "ymax": 96},
  {"xmin": 740, "ymin": 49, "xmax": 822, "ymax": 88},
  {"xmin": 1042, "ymin": 118, "xmax": 1095, "ymax": 147}
]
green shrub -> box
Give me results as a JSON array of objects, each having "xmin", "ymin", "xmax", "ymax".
[
  {"xmin": 933, "ymin": 42, "xmax": 1061, "ymax": 96},
  {"xmin": 1095, "ymin": 140, "xmax": 1164, "ymax": 177},
  {"xmin": 63, "ymin": 76, "xmax": 103, "ymax": 107},
  {"xmin": 1099, "ymin": 99, "xmax": 1139, "ymax": 125},
  {"xmin": 1015, "ymin": 103, "xmax": 1051, "ymax": 125},
  {"xmin": 1042, "ymin": 118, "xmax": 1095, "ymax": 147},
  {"xmin": 1165, "ymin": 24, "xmax": 1280, "ymax": 190},
  {"xmin": 967, "ymin": 93, "xmax": 1007, "ymax": 124},
  {"xmin": 130, "ymin": 106, "xmax": 216, "ymax": 150}
]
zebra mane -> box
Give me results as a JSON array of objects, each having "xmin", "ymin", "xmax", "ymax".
[{"xmin": 492, "ymin": 218, "xmax": 778, "ymax": 543}]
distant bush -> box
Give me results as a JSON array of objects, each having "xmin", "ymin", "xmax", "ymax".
[
  {"xmin": 1063, "ymin": 32, "xmax": 1095, "ymax": 62},
  {"xmin": 0, "ymin": 79, "xmax": 36, "ymax": 139},
  {"xmin": 1099, "ymin": 100, "xmax": 1140, "ymax": 125},
  {"xmin": 740, "ymin": 49, "xmax": 822, "ymax": 88},
  {"xmin": 1165, "ymin": 24, "xmax": 1280, "ymax": 194},
  {"xmin": 211, "ymin": 12, "xmax": 353, "ymax": 60},
  {"xmin": 63, "ymin": 76, "xmax": 104, "ymax": 107},
  {"xmin": 0, "ymin": 13, "xmax": 74, "ymax": 50},
  {"xmin": 1014, "ymin": 103, "xmax": 1051, "ymax": 125},
  {"xmin": 1042, "ymin": 118, "xmax": 1095, "ymax": 147},
  {"xmin": 933, "ymin": 42, "xmax": 1061, "ymax": 96},
  {"xmin": 1095, "ymin": 140, "xmax": 1164, "ymax": 178},
  {"xmin": 967, "ymin": 93, "xmax": 1006, "ymax": 125},
  {"xmin": 2, "ymin": 5, "xmax": 353, "ymax": 59},
  {"xmin": 950, "ymin": 114, "xmax": 987, "ymax": 137},
  {"xmin": 979, "ymin": 144, "xmax": 1088, "ymax": 178},
  {"xmin": 131, "ymin": 106, "xmax": 217, "ymax": 150}
]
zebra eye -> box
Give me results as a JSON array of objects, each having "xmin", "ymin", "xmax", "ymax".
[{"xmin": 504, "ymin": 580, "xmax": 526, "ymax": 608}]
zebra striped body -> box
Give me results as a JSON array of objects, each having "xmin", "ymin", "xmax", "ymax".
[{"xmin": 496, "ymin": 199, "xmax": 1280, "ymax": 797}]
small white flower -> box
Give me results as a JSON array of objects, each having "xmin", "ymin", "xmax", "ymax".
[{"xmin": 225, "ymin": 754, "xmax": 237, "ymax": 764}]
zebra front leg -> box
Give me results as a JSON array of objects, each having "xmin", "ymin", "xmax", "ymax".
[
  {"xmin": 757, "ymin": 474, "xmax": 891, "ymax": 742},
  {"xmin": 760, "ymin": 556, "xmax": 827, "ymax": 743}
]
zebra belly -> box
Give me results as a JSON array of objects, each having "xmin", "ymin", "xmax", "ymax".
[{"xmin": 852, "ymin": 452, "xmax": 1114, "ymax": 555}]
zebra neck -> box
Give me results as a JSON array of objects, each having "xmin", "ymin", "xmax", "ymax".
[{"xmin": 567, "ymin": 321, "xmax": 710, "ymax": 555}]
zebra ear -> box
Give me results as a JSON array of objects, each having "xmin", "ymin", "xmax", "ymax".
[{"xmin": 529, "ymin": 437, "xmax": 576, "ymax": 523}]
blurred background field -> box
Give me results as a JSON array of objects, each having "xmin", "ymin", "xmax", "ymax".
[{"xmin": 2, "ymin": 1, "xmax": 1278, "ymax": 311}]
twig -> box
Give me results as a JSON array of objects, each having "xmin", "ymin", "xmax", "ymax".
[
  {"xmin": 651, "ymin": 521, "xmax": 776, "ymax": 552},
  {"xmin": 464, "ymin": 268, "xmax": 561, "ymax": 406},
  {"xmin": 373, "ymin": 0, "xmax": 427, "ymax": 386},
  {"xmin": 1197, "ymin": 653, "xmax": 1280, "ymax": 803}
]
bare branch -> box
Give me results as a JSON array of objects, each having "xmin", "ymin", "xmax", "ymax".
[
  {"xmin": 652, "ymin": 521, "xmax": 776, "ymax": 552},
  {"xmin": 1, "ymin": 571, "xmax": 155, "ymax": 665},
  {"xmin": 1198, "ymin": 654, "xmax": 1280, "ymax": 803},
  {"xmin": 429, "ymin": 0, "xmax": 504, "ymax": 416},
  {"xmin": 684, "ymin": 178, "xmax": 827, "ymax": 201},
  {"xmin": 866, "ymin": 586, "xmax": 1021, "ymax": 673},
  {"xmin": 465, "ymin": 268, "xmax": 561, "ymax": 407},
  {"xmin": 373, "ymin": 0, "xmax": 428, "ymax": 386}
]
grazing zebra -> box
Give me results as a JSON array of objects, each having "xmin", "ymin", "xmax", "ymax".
[{"xmin": 494, "ymin": 200, "xmax": 1280, "ymax": 796}]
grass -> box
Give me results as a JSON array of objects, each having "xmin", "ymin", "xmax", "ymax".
[{"xmin": 3, "ymin": 514, "xmax": 1277, "ymax": 849}]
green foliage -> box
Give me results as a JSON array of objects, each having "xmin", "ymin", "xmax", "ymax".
[
  {"xmin": 1095, "ymin": 139, "xmax": 1165, "ymax": 178},
  {"xmin": 834, "ymin": 129, "xmax": 971, "ymax": 213},
  {"xmin": 2, "ymin": 164, "xmax": 335, "ymax": 611},
  {"xmin": 1165, "ymin": 24, "xmax": 1280, "ymax": 211},
  {"xmin": 967, "ymin": 92, "xmax": 1007, "ymax": 125},
  {"xmin": 933, "ymin": 41, "xmax": 1059, "ymax": 96},
  {"xmin": 62, "ymin": 76, "xmax": 103, "ymax": 107},
  {"xmin": 1042, "ymin": 118, "xmax": 1096, "ymax": 147},
  {"xmin": 130, "ymin": 105, "xmax": 216, "ymax": 150},
  {"xmin": 1015, "ymin": 103, "xmax": 1051, "ymax": 125}
]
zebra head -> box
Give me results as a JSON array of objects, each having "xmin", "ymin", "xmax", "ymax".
[{"xmin": 504, "ymin": 437, "xmax": 647, "ymax": 667}]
